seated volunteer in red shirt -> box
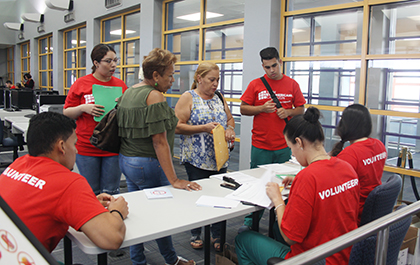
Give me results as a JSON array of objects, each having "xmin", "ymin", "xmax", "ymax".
[
  {"xmin": 330, "ymin": 104, "xmax": 387, "ymax": 225},
  {"xmin": 0, "ymin": 112, "xmax": 129, "ymax": 252},
  {"xmin": 235, "ymin": 107, "xmax": 360, "ymax": 265}
]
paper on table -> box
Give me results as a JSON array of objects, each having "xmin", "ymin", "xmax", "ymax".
[
  {"xmin": 209, "ymin": 172, "xmax": 258, "ymax": 185},
  {"xmin": 196, "ymin": 195, "xmax": 240, "ymax": 208},
  {"xmin": 225, "ymin": 169, "xmax": 276, "ymax": 209},
  {"xmin": 92, "ymin": 85, "xmax": 123, "ymax": 122},
  {"xmin": 144, "ymin": 187, "xmax": 173, "ymax": 199},
  {"xmin": 258, "ymin": 163, "xmax": 301, "ymax": 175}
]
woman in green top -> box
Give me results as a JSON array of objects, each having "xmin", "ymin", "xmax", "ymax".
[{"xmin": 117, "ymin": 48, "xmax": 201, "ymax": 265}]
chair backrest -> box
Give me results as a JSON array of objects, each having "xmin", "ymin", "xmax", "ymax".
[
  {"xmin": 349, "ymin": 205, "xmax": 411, "ymax": 265},
  {"xmin": 360, "ymin": 174, "xmax": 402, "ymax": 226}
]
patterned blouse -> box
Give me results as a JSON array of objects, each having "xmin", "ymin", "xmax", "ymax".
[{"xmin": 179, "ymin": 90, "xmax": 228, "ymax": 170}]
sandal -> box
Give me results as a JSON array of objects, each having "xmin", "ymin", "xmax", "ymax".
[
  {"xmin": 211, "ymin": 237, "xmax": 221, "ymax": 252},
  {"xmin": 190, "ymin": 235, "xmax": 203, "ymax": 249},
  {"xmin": 166, "ymin": 256, "xmax": 196, "ymax": 265}
]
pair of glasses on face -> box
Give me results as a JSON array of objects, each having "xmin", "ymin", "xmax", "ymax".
[
  {"xmin": 207, "ymin": 101, "xmax": 214, "ymax": 110},
  {"xmin": 101, "ymin": 58, "xmax": 120, "ymax": 64}
]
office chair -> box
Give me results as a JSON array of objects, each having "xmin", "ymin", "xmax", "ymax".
[
  {"xmin": 349, "ymin": 205, "xmax": 411, "ymax": 265},
  {"xmin": 0, "ymin": 119, "xmax": 19, "ymax": 167},
  {"xmin": 360, "ymin": 174, "xmax": 402, "ymax": 226}
]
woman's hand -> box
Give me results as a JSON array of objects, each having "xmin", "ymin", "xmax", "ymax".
[
  {"xmin": 83, "ymin": 104, "xmax": 105, "ymax": 117},
  {"xmin": 204, "ymin": 122, "xmax": 219, "ymax": 133},
  {"xmin": 225, "ymin": 127, "xmax": 236, "ymax": 142},
  {"xmin": 282, "ymin": 176, "xmax": 294, "ymax": 187},
  {"xmin": 172, "ymin": 179, "xmax": 202, "ymax": 191},
  {"xmin": 266, "ymin": 182, "xmax": 285, "ymax": 207}
]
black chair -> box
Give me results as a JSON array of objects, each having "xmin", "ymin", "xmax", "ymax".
[
  {"xmin": 0, "ymin": 119, "xmax": 19, "ymax": 166},
  {"xmin": 360, "ymin": 174, "xmax": 402, "ymax": 226},
  {"xmin": 349, "ymin": 205, "xmax": 411, "ymax": 265}
]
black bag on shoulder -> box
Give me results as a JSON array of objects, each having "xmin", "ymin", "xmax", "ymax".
[{"xmin": 90, "ymin": 106, "xmax": 120, "ymax": 153}]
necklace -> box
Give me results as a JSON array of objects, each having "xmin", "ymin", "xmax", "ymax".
[{"xmin": 310, "ymin": 153, "xmax": 330, "ymax": 164}]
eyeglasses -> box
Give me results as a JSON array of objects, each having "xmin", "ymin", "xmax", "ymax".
[
  {"xmin": 207, "ymin": 101, "xmax": 214, "ymax": 110},
  {"xmin": 101, "ymin": 58, "xmax": 120, "ymax": 64}
]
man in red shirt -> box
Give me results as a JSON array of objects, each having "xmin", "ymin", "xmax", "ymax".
[
  {"xmin": 239, "ymin": 47, "xmax": 306, "ymax": 231},
  {"xmin": 5, "ymin": 80, "xmax": 16, "ymax": 89},
  {"xmin": 0, "ymin": 112, "xmax": 129, "ymax": 252}
]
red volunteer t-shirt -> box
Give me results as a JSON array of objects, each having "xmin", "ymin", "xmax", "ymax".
[
  {"xmin": 337, "ymin": 138, "xmax": 387, "ymax": 225},
  {"xmin": 0, "ymin": 155, "xmax": 108, "ymax": 252},
  {"xmin": 240, "ymin": 74, "xmax": 306, "ymax": 150},
  {"xmin": 281, "ymin": 157, "xmax": 359, "ymax": 264},
  {"xmin": 64, "ymin": 74, "xmax": 128, "ymax": 156}
]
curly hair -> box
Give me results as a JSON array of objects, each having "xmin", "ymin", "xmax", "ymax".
[{"xmin": 142, "ymin": 48, "xmax": 177, "ymax": 80}]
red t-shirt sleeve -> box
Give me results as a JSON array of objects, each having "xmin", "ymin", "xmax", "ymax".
[
  {"xmin": 281, "ymin": 173, "xmax": 315, "ymax": 243},
  {"xmin": 55, "ymin": 177, "xmax": 107, "ymax": 231},
  {"xmin": 240, "ymin": 79, "xmax": 257, "ymax": 106}
]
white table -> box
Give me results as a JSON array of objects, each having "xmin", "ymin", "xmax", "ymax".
[{"xmin": 64, "ymin": 169, "xmax": 270, "ymax": 265}]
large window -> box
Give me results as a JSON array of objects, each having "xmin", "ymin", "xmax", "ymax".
[
  {"xmin": 63, "ymin": 25, "xmax": 86, "ymax": 94},
  {"xmin": 39, "ymin": 34, "xmax": 53, "ymax": 91},
  {"xmin": 20, "ymin": 41, "xmax": 30, "ymax": 81},
  {"xmin": 282, "ymin": 0, "xmax": 420, "ymax": 176},
  {"xmin": 163, "ymin": 0, "xmax": 244, "ymax": 125},
  {"xmin": 101, "ymin": 9, "xmax": 140, "ymax": 87},
  {"xmin": 7, "ymin": 47, "xmax": 14, "ymax": 83}
]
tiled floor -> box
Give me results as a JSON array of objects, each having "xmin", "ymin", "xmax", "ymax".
[{"xmin": 1, "ymin": 147, "xmax": 419, "ymax": 264}]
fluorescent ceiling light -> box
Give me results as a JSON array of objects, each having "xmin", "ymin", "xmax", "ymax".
[
  {"xmin": 110, "ymin": 29, "xmax": 136, "ymax": 35},
  {"xmin": 177, "ymin": 12, "xmax": 223, "ymax": 22},
  {"xmin": 71, "ymin": 40, "xmax": 86, "ymax": 45}
]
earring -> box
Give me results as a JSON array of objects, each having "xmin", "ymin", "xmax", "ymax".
[
  {"xmin": 154, "ymin": 82, "xmax": 158, "ymax": 87},
  {"xmin": 300, "ymin": 147, "xmax": 303, "ymax": 150}
]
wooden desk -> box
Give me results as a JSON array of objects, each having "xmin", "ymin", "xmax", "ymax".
[{"xmin": 65, "ymin": 176, "xmax": 263, "ymax": 265}]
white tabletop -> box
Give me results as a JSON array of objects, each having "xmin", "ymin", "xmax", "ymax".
[{"xmin": 67, "ymin": 176, "xmax": 262, "ymax": 255}]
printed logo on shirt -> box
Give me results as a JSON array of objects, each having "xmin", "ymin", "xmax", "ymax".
[
  {"xmin": 257, "ymin": 91, "xmax": 293, "ymax": 103},
  {"xmin": 2, "ymin": 167, "xmax": 46, "ymax": 190},
  {"xmin": 84, "ymin": 94, "xmax": 95, "ymax": 104},
  {"xmin": 318, "ymin": 178, "xmax": 359, "ymax": 200},
  {"xmin": 362, "ymin": 151, "xmax": 387, "ymax": 166}
]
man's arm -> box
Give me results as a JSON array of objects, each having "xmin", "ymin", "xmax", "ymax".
[
  {"xmin": 79, "ymin": 196, "xmax": 128, "ymax": 250},
  {"xmin": 276, "ymin": 105, "xmax": 305, "ymax": 120},
  {"xmin": 240, "ymin": 100, "xmax": 276, "ymax": 116}
]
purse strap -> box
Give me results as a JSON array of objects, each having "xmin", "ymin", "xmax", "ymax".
[
  {"xmin": 215, "ymin": 90, "xmax": 226, "ymax": 113},
  {"xmin": 260, "ymin": 76, "xmax": 288, "ymax": 124}
]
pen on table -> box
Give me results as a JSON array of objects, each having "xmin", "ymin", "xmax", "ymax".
[{"xmin": 214, "ymin": 206, "xmax": 231, "ymax": 209}]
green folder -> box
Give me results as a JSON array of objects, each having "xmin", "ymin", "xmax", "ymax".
[{"xmin": 92, "ymin": 84, "xmax": 123, "ymax": 122}]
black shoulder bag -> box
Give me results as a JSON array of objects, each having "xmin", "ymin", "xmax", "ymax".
[
  {"xmin": 90, "ymin": 105, "xmax": 120, "ymax": 154},
  {"xmin": 260, "ymin": 76, "xmax": 288, "ymax": 124}
]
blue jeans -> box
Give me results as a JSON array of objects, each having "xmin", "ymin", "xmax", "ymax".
[
  {"xmin": 184, "ymin": 162, "xmax": 226, "ymax": 239},
  {"xmin": 235, "ymin": 230, "xmax": 290, "ymax": 265},
  {"xmin": 119, "ymin": 154, "xmax": 178, "ymax": 265},
  {"xmin": 75, "ymin": 154, "xmax": 121, "ymax": 195}
]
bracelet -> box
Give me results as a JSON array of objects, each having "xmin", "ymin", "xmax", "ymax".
[
  {"xmin": 227, "ymin": 125, "xmax": 235, "ymax": 130},
  {"xmin": 274, "ymin": 204, "xmax": 285, "ymax": 212},
  {"xmin": 110, "ymin": 209, "xmax": 124, "ymax": 221}
]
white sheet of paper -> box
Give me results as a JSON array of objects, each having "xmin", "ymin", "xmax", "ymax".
[
  {"xmin": 209, "ymin": 172, "xmax": 258, "ymax": 184},
  {"xmin": 196, "ymin": 195, "xmax": 240, "ymax": 208},
  {"xmin": 258, "ymin": 163, "xmax": 301, "ymax": 175},
  {"xmin": 225, "ymin": 169, "xmax": 276, "ymax": 209}
]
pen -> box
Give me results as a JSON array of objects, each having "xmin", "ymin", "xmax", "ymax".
[{"xmin": 214, "ymin": 206, "xmax": 231, "ymax": 209}]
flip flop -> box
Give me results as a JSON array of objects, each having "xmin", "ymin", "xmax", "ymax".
[
  {"xmin": 211, "ymin": 237, "xmax": 221, "ymax": 252},
  {"xmin": 190, "ymin": 235, "xmax": 203, "ymax": 249}
]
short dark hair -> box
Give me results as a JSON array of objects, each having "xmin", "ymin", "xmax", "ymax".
[
  {"xmin": 259, "ymin": 47, "xmax": 280, "ymax": 62},
  {"xmin": 91, "ymin": 44, "xmax": 116, "ymax": 73},
  {"xmin": 6, "ymin": 80, "xmax": 12, "ymax": 84},
  {"xmin": 331, "ymin": 104, "xmax": 372, "ymax": 156},
  {"xmin": 283, "ymin": 107, "xmax": 324, "ymax": 144},
  {"xmin": 24, "ymin": 73, "xmax": 32, "ymax": 79},
  {"xmin": 27, "ymin": 112, "xmax": 76, "ymax": 156}
]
